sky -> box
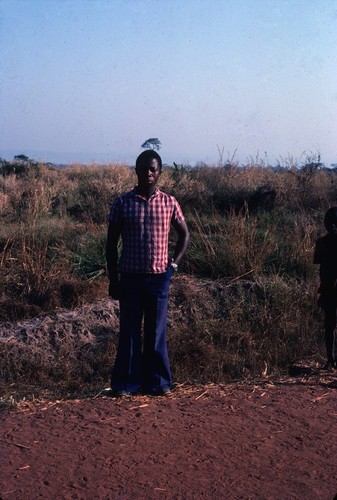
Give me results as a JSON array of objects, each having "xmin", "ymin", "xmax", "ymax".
[{"xmin": 1, "ymin": 0, "xmax": 337, "ymax": 166}]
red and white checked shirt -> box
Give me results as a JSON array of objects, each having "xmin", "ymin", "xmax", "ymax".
[{"xmin": 108, "ymin": 187, "xmax": 185, "ymax": 273}]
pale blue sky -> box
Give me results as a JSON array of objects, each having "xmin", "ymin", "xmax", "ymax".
[{"xmin": 1, "ymin": 0, "xmax": 336, "ymax": 165}]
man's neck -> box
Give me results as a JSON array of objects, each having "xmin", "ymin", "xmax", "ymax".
[{"xmin": 136, "ymin": 185, "xmax": 157, "ymax": 200}]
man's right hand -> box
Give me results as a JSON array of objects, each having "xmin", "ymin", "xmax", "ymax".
[{"xmin": 109, "ymin": 279, "xmax": 120, "ymax": 300}]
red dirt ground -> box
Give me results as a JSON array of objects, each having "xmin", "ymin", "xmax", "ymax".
[{"xmin": 1, "ymin": 374, "xmax": 336, "ymax": 500}]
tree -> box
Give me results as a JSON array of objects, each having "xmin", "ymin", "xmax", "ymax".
[
  {"xmin": 14, "ymin": 154, "xmax": 38, "ymax": 166},
  {"xmin": 141, "ymin": 138, "xmax": 161, "ymax": 151}
]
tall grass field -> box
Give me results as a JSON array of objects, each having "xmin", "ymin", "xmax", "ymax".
[{"xmin": 1, "ymin": 157, "xmax": 336, "ymax": 397}]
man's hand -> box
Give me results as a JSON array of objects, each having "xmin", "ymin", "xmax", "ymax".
[{"xmin": 109, "ymin": 279, "xmax": 120, "ymax": 300}]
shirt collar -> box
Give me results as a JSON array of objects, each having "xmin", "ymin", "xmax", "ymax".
[{"xmin": 133, "ymin": 186, "xmax": 160, "ymax": 201}]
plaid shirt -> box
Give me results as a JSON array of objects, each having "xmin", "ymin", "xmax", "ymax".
[{"xmin": 108, "ymin": 187, "xmax": 185, "ymax": 273}]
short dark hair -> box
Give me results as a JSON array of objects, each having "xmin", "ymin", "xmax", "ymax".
[
  {"xmin": 136, "ymin": 150, "xmax": 162, "ymax": 171},
  {"xmin": 324, "ymin": 206, "xmax": 337, "ymax": 232}
]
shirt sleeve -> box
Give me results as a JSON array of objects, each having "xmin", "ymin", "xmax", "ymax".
[
  {"xmin": 171, "ymin": 198, "xmax": 185, "ymax": 224},
  {"xmin": 108, "ymin": 196, "xmax": 122, "ymax": 224}
]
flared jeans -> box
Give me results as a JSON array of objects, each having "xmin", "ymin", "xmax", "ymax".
[{"xmin": 111, "ymin": 268, "xmax": 173, "ymax": 393}]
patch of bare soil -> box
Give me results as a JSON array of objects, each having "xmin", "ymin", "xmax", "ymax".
[{"xmin": 1, "ymin": 373, "xmax": 336, "ymax": 500}]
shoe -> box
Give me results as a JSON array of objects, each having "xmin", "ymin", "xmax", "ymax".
[
  {"xmin": 101, "ymin": 388, "xmax": 114, "ymax": 397},
  {"xmin": 146, "ymin": 386, "xmax": 171, "ymax": 396},
  {"xmin": 161, "ymin": 386, "xmax": 171, "ymax": 395},
  {"xmin": 115, "ymin": 390, "xmax": 133, "ymax": 397}
]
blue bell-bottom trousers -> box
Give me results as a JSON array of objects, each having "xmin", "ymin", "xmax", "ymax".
[{"xmin": 111, "ymin": 268, "xmax": 173, "ymax": 393}]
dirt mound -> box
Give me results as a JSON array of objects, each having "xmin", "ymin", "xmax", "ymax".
[
  {"xmin": 0, "ymin": 300, "xmax": 120, "ymax": 395},
  {"xmin": 0, "ymin": 274, "xmax": 326, "ymax": 397}
]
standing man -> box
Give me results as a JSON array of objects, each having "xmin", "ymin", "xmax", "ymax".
[
  {"xmin": 314, "ymin": 206, "xmax": 337, "ymax": 370},
  {"xmin": 106, "ymin": 150, "xmax": 190, "ymax": 396}
]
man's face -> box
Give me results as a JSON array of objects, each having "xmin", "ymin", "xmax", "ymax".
[{"xmin": 136, "ymin": 158, "xmax": 160, "ymax": 188}]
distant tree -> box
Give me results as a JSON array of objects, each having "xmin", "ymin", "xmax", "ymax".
[
  {"xmin": 14, "ymin": 154, "xmax": 30, "ymax": 163},
  {"xmin": 0, "ymin": 154, "xmax": 40, "ymax": 177},
  {"xmin": 141, "ymin": 138, "xmax": 161, "ymax": 151},
  {"xmin": 14, "ymin": 154, "xmax": 38, "ymax": 166}
]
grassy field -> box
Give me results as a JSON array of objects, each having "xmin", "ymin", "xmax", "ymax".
[{"xmin": 0, "ymin": 157, "xmax": 336, "ymax": 396}]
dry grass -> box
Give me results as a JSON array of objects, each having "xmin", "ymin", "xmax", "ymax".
[{"xmin": 0, "ymin": 159, "xmax": 336, "ymax": 396}]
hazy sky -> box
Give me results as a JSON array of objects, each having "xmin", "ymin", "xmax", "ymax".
[{"xmin": 1, "ymin": 0, "xmax": 336, "ymax": 166}]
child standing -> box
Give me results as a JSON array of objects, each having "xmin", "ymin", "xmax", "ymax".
[{"xmin": 313, "ymin": 207, "xmax": 337, "ymax": 369}]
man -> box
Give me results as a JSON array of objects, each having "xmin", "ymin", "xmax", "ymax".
[
  {"xmin": 313, "ymin": 206, "xmax": 337, "ymax": 369},
  {"xmin": 106, "ymin": 150, "xmax": 190, "ymax": 396}
]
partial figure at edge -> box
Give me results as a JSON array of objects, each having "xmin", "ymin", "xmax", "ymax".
[{"xmin": 313, "ymin": 206, "xmax": 337, "ymax": 369}]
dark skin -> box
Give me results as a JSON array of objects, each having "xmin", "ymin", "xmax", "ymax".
[{"xmin": 106, "ymin": 158, "xmax": 190, "ymax": 299}]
